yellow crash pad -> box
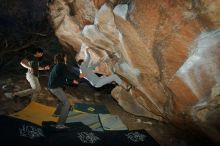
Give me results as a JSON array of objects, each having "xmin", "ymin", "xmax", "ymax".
[{"xmin": 10, "ymin": 101, "xmax": 58, "ymax": 126}]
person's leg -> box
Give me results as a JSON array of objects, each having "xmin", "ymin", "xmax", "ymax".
[
  {"xmin": 13, "ymin": 89, "xmax": 33, "ymax": 97},
  {"xmin": 53, "ymin": 102, "xmax": 62, "ymax": 117},
  {"xmin": 49, "ymin": 88, "xmax": 70, "ymax": 127},
  {"xmin": 95, "ymin": 74, "xmax": 122, "ymax": 88},
  {"xmin": 14, "ymin": 73, "xmax": 41, "ymax": 99},
  {"xmin": 28, "ymin": 73, "xmax": 41, "ymax": 101}
]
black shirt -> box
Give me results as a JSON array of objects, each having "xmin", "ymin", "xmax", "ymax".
[
  {"xmin": 26, "ymin": 55, "xmax": 39, "ymax": 76},
  {"xmin": 48, "ymin": 63, "xmax": 67, "ymax": 89}
]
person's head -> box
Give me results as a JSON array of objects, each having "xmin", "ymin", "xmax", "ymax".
[
  {"xmin": 54, "ymin": 53, "xmax": 67, "ymax": 64},
  {"xmin": 77, "ymin": 59, "xmax": 84, "ymax": 65},
  {"xmin": 32, "ymin": 47, "xmax": 44, "ymax": 58}
]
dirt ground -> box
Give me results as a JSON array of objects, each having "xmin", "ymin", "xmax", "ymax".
[{"xmin": 0, "ymin": 74, "xmax": 215, "ymax": 146}]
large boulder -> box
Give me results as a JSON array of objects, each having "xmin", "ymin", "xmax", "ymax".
[{"xmin": 49, "ymin": 0, "xmax": 220, "ymax": 142}]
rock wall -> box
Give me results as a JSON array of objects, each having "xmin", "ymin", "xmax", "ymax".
[{"xmin": 48, "ymin": 0, "xmax": 220, "ymax": 142}]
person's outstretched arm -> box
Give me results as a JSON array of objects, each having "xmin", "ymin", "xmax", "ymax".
[
  {"xmin": 39, "ymin": 65, "xmax": 50, "ymax": 71},
  {"xmin": 21, "ymin": 58, "xmax": 50, "ymax": 71}
]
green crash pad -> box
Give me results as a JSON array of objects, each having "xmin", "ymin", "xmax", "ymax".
[{"xmin": 73, "ymin": 103, "xmax": 109, "ymax": 114}]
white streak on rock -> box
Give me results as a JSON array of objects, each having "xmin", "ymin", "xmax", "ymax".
[{"xmin": 113, "ymin": 4, "xmax": 128, "ymax": 20}]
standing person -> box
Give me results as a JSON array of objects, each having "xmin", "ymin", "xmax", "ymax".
[
  {"xmin": 6, "ymin": 47, "xmax": 50, "ymax": 101},
  {"xmin": 77, "ymin": 48, "xmax": 131, "ymax": 90},
  {"xmin": 48, "ymin": 53, "xmax": 78, "ymax": 129}
]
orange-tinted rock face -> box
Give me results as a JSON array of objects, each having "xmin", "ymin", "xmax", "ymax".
[
  {"xmin": 49, "ymin": 0, "xmax": 220, "ymax": 142},
  {"xmin": 92, "ymin": 0, "xmax": 106, "ymax": 9}
]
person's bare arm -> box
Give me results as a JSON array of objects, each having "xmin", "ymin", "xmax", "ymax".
[
  {"xmin": 72, "ymin": 80, "xmax": 79, "ymax": 85},
  {"xmin": 20, "ymin": 58, "xmax": 34, "ymax": 73},
  {"xmin": 38, "ymin": 65, "xmax": 50, "ymax": 71},
  {"xmin": 20, "ymin": 58, "xmax": 50, "ymax": 72},
  {"xmin": 79, "ymin": 73, "xmax": 86, "ymax": 78},
  {"xmin": 20, "ymin": 59, "xmax": 31, "ymax": 70}
]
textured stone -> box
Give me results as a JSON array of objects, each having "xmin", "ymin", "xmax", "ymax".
[
  {"xmin": 92, "ymin": 0, "xmax": 106, "ymax": 9},
  {"xmin": 113, "ymin": 4, "xmax": 128, "ymax": 20},
  {"xmin": 111, "ymin": 86, "xmax": 164, "ymax": 121},
  {"xmin": 49, "ymin": 0, "xmax": 220, "ymax": 142}
]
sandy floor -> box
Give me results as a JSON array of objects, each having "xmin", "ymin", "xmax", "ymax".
[{"xmin": 0, "ymin": 74, "xmax": 215, "ymax": 146}]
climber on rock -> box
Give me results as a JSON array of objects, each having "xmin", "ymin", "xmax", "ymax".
[{"xmin": 77, "ymin": 48, "xmax": 132, "ymax": 90}]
